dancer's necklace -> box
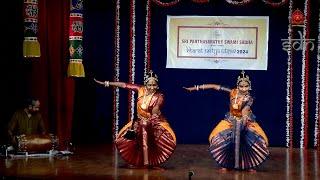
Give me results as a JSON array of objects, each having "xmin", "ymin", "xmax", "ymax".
[{"xmin": 141, "ymin": 89, "xmax": 155, "ymax": 110}]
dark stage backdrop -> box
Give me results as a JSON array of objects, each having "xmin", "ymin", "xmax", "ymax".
[
  {"xmin": 2, "ymin": 0, "xmax": 319, "ymax": 148},
  {"xmin": 79, "ymin": 0, "xmax": 319, "ymax": 147}
]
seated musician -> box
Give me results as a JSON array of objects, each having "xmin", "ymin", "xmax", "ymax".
[{"xmin": 7, "ymin": 98, "xmax": 46, "ymax": 146}]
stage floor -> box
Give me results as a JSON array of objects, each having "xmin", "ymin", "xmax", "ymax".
[{"xmin": 0, "ymin": 144, "xmax": 319, "ymax": 179}]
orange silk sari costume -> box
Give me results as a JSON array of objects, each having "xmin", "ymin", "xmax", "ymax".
[
  {"xmin": 208, "ymin": 89, "xmax": 269, "ymax": 170},
  {"xmin": 115, "ymin": 84, "xmax": 176, "ymax": 167}
]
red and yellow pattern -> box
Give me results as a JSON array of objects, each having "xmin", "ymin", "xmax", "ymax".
[
  {"xmin": 115, "ymin": 84, "xmax": 176, "ymax": 166},
  {"xmin": 68, "ymin": 0, "xmax": 85, "ymax": 77},
  {"xmin": 23, "ymin": 0, "xmax": 40, "ymax": 58}
]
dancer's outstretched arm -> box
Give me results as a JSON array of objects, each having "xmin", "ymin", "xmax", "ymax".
[
  {"xmin": 94, "ymin": 78, "xmax": 128, "ymax": 88},
  {"xmin": 183, "ymin": 84, "xmax": 231, "ymax": 92}
]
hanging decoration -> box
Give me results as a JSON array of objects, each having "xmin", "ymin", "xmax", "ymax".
[
  {"xmin": 191, "ymin": 0, "xmax": 210, "ymax": 3},
  {"xmin": 262, "ymin": 0, "xmax": 288, "ymax": 7},
  {"xmin": 23, "ymin": 0, "xmax": 40, "ymax": 58},
  {"xmin": 291, "ymin": 9, "xmax": 304, "ymax": 26},
  {"xmin": 224, "ymin": 0, "xmax": 253, "ymax": 6},
  {"xmin": 128, "ymin": 0, "xmax": 136, "ymax": 121},
  {"xmin": 144, "ymin": 0, "xmax": 152, "ymax": 77},
  {"xmin": 285, "ymin": 0, "xmax": 294, "ymax": 148},
  {"xmin": 113, "ymin": 0, "xmax": 121, "ymax": 140},
  {"xmin": 300, "ymin": 0, "xmax": 310, "ymax": 149},
  {"xmin": 224, "ymin": 0, "xmax": 288, "ymax": 6},
  {"xmin": 144, "ymin": 0, "xmax": 181, "ymax": 77},
  {"xmin": 314, "ymin": 11, "xmax": 320, "ymax": 148},
  {"xmin": 68, "ymin": 0, "xmax": 85, "ymax": 77},
  {"xmin": 152, "ymin": 0, "xmax": 181, "ymax": 7}
]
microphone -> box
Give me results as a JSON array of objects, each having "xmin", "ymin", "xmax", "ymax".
[{"xmin": 188, "ymin": 170, "xmax": 194, "ymax": 180}]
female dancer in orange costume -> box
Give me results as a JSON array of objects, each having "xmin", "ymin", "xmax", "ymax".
[
  {"xmin": 184, "ymin": 71, "xmax": 269, "ymax": 171},
  {"xmin": 94, "ymin": 71, "xmax": 176, "ymax": 168}
]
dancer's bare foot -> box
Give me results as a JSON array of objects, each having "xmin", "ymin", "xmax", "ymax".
[
  {"xmin": 150, "ymin": 166, "xmax": 165, "ymax": 171},
  {"xmin": 126, "ymin": 164, "xmax": 148, "ymax": 169},
  {"xmin": 247, "ymin": 168, "xmax": 256, "ymax": 173},
  {"xmin": 219, "ymin": 168, "xmax": 228, "ymax": 172},
  {"xmin": 126, "ymin": 164, "xmax": 136, "ymax": 169},
  {"xmin": 140, "ymin": 165, "xmax": 149, "ymax": 169}
]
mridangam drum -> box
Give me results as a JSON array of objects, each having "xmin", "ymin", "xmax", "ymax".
[{"xmin": 16, "ymin": 134, "xmax": 58, "ymax": 152}]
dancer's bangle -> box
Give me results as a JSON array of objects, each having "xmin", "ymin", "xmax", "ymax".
[
  {"xmin": 104, "ymin": 81, "xmax": 110, "ymax": 87},
  {"xmin": 220, "ymin": 86, "xmax": 226, "ymax": 91}
]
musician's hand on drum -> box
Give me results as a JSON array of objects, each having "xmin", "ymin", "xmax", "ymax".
[{"xmin": 15, "ymin": 134, "xmax": 57, "ymax": 152}]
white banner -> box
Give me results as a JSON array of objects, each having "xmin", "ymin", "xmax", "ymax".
[{"xmin": 166, "ymin": 16, "xmax": 269, "ymax": 70}]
